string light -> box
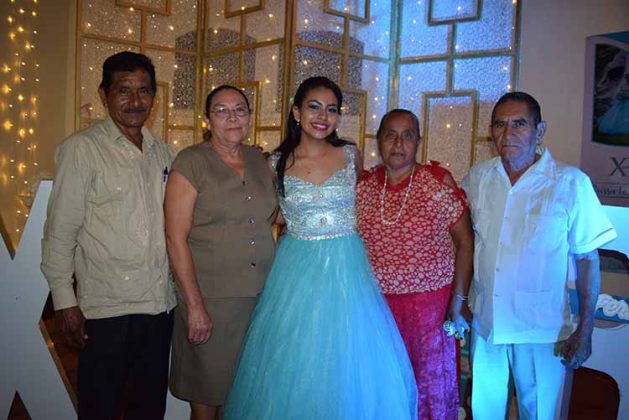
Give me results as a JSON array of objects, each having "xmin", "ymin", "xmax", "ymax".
[{"xmin": 1, "ymin": 0, "xmax": 40, "ymax": 243}]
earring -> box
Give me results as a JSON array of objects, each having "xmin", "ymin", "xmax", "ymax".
[{"xmin": 296, "ymin": 120, "xmax": 301, "ymax": 126}]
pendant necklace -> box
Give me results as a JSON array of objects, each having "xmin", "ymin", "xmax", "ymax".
[{"xmin": 380, "ymin": 166, "xmax": 415, "ymax": 226}]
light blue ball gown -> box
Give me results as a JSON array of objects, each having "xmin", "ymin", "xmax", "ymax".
[{"xmin": 224, "ymin": 145, "xmax": 418, "ymax": 420}]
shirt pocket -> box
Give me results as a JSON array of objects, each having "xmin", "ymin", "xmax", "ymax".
[
  {"xmin": 85, "ymin": 172, "xmax": 132, "ymax": 261},
  {"xmin": 471, "ymin": 208, "xmax": 492, "ymax": 243},
  {"xmin": 524, "ymin": 214, "xmax": 568, "ymax": 253},
  {"xmin": 87, "ymin": 268, "xmax": 152, "ymax": 304},
  {"xmin": 517, "ymin": 213, "xmax": 568, "ymax": 293},
  {"xmin": 87, "ymin": 172, "xmax": 127, "ymax": 219},
  {"xmin": 470, "ymin": 208, "xmax": 491, "ymax": 313}
]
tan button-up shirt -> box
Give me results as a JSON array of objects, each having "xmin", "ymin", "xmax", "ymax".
[{"xmin": 41, "ymin": 116, "xmax": 177, "ymax": 319}]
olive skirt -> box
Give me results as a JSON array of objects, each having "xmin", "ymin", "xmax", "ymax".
[{"xmin": 169, "ymin": 297, "xmax": 257, "ymax": 406}]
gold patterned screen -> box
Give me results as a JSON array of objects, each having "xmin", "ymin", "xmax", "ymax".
[
  {"xmin": 76, "ymin": 0, "xmax": 520, "ymax": 178},
  {"xmin": 396, "ymin": 0, "xmax": 520, "ymax": 179}
]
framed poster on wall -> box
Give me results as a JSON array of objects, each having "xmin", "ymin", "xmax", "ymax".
[{"xmin": 581, "ymin": 31, "xmax": 629, "ymax": 207}]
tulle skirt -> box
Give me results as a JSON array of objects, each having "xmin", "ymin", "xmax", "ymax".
[{"xmin": 224, "ymin": 233, "xmax": 418, "ymax": 420}]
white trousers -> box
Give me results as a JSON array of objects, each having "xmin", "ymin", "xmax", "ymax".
[{"xmin": 470, "ymin": 331, "xmax": 569, "ymax": 420}]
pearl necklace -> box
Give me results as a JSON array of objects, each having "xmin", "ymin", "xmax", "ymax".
[{"xmin": 380, "ymin": 165, "xmax": 415, "ymax": 226}]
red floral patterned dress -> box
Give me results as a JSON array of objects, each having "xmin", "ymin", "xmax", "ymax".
[{"xmin": 357, "ymin": 162, "xmax": 467, "ymax": 420}]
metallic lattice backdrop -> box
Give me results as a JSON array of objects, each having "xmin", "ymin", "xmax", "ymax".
[{"xmin": 77, "ymin": 0, "xmax": 520, "ymax": 179}]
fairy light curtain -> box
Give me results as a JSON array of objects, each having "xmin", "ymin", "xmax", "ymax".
[{"xmin": 0, "ymin": 0, "xmax": 40, "ymax": 253}]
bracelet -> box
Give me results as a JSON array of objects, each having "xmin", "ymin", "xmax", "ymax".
[{"xmin": 454, "ymin": 294, "xmax": 468, "ymax": 301}]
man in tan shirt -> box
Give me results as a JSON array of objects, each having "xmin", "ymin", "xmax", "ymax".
[{"xmin": 41, "ymin": 51, "xmax": 176, "ymax": 420}]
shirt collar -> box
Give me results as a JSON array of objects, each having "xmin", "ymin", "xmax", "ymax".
[
  {"xmin": 529, "ymin": 146, "xmax": 556, "ymax": 178},
  {"xmin": 491, "ymin": 145, "xmax": 557, "ymax": 180},
  {"xmin": 102, "ymin": 115, "xmax": 156, "ymax": 151}
]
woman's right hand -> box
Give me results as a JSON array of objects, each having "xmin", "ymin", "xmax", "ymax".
[{"xmin": 186, "ymin": 306, "xmax": 213, "ymax": 345}]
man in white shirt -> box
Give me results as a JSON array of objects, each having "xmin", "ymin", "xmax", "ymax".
[{"xmin": 461, "ymin": 92, "xmax": 617, "ymax": 419}]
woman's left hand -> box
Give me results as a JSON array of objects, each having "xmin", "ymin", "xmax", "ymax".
[
  {"xmin": 446, "ymin": 298, "xmax": 472, "ymax": 340},
  {"xmin": 186, "ymin": 306, "xmax": 213, "ymax": 345}
]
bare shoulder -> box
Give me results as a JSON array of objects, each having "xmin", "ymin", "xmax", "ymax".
[{"xmin": 346, "ymin": 144, "xmax": 363, "ymax": 173}]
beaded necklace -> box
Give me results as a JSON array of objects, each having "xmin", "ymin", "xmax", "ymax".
[{"xmin": 379, "ymin": 165, "xmax": 415, "ymax": 226}]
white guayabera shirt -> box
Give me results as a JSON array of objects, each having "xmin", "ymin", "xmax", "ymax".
[{"xmin": 461, "ymin": 147, "xmax": 617, "ymax": 345}]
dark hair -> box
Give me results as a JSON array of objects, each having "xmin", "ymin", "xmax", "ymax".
[
  {"xmin": 203, "ymin": 85, "xmax": 251, "ymax": 141},
  {"xmin": 376, "ymin": 109, "xmax": 421, "ymax": 140},
  {"xmin": 491, "ymin": 91, "xmax": 542, "ymax": 126},
  {"xmin": 99, "ymin": 51, "xmax": 156, "ymax": 94},
  {"xmin": 275, "ymin": 76, "xmax": 351, "ymax": 196}
]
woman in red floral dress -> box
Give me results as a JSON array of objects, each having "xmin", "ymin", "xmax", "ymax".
[{"xmin": 357, "ymin": 109, "xmax": 474, "ymax": 420}]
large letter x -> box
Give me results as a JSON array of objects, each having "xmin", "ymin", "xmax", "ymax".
[{"xmin": 0, "ymin": 181, "xmax": 75, "ymax": 418}]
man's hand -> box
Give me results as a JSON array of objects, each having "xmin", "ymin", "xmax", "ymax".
[
  {"xmin": 561, "ymin": 249, "xmax": 600, "ymax": 370},
  {"xmin": 559, "ymin": 328, "xmax": 592, "ymax": 370},
  {"xmin": 56, "ymin": 306, "xmax": 87, "ymax": 349}
]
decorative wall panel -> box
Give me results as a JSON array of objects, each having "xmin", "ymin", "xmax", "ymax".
[
  {"xmin": 430, "ymin": 0, "xmax": 479, "ymax": 24},
  {"xmin": 0, "ymin": 0, "xmax": 520, "ymax": 254},
  {"xmin": 78, "ymin": 0, "xmax": 203, "ymax": 152},
  {"xmin": 75, "ymin": 0, "xmax": 519, "ymax": 177},
  {"xmin": 146, "ymin": 1, "xmax": 198, "ymax": 49},
  {"xmin": 425, "ymin": 94, "xmax": 475, "ymax": 178},
  {"xmin": 348, "ymin": 0, "xmax": 390, "ymax": 59},
  {"xmin": 400, "ymin": 1, "xmax": 449, "ymax": 58},
  {"xmin": 326, "ymin": 0, "xmax": 368, "ymax": 21},
  {"xmin": 398, "ymin": 0, "xmax": 520, "ymax": 179}
]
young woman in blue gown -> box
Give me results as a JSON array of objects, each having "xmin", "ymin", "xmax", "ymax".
[{"xmin": 224, "ymin": 77, "xmax": 418, "ymax": 420}]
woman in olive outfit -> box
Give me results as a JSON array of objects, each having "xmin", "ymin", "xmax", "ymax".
[{"xmin": 165, "ymin": 85, "xmax": 277, "ymax": 420}]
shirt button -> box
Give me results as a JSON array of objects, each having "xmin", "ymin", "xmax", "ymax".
[
  {"xmin": 495, "ymin": 267, "xmax": 500, "ymax": 272},
  {"xmin": 246, "ymin": 195, "xmax": 252, "ymax": 201},
  {"xmin": 250, "ymin": 262, "xmax": 257, "ymax": 268},
  {"xmin": 249, "ymin": 239, "xmax": 255, "ymax": 245},
  {"xmin": 124, "ymin": 275, "xmax": 130, "ymax": 280},
  {"xmin": 249, "ymin": 218, "xmax": 255, "ymax": 224}
]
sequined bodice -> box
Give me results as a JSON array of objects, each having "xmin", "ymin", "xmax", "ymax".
[{"xmin": 270, "ymin": 146, "xmax": 357, "ymax": 240}]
